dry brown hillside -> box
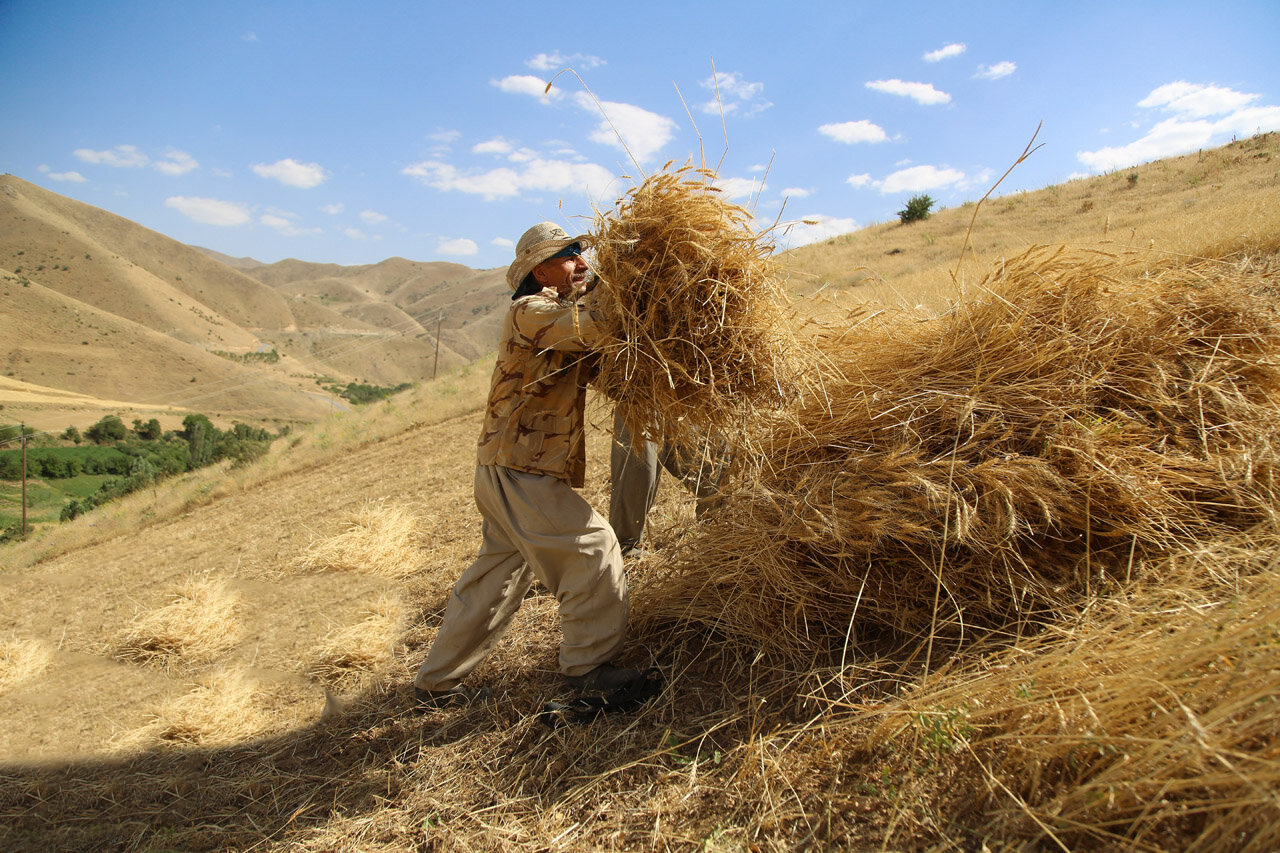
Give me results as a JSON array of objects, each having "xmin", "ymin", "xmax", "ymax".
[
  {"xmin": 1, "ymin": 175, "xmax": 294, "ymax": 339},
  {"xmin": 1, "ymin": 175, "xmax": 514, "ymax": 432},
  {"xmin": 240, "ymin": 254, "xmax": 509, "ymax": 365},
  {"xmin": 781, "ymin": 131, "xmax": 1279, "ymax": 311},
  {"xmin": 0, "ymin": 268, "xmax": 331, "ymax": 428}
]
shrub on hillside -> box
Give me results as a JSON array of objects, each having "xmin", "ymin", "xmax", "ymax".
[{"xmin": 898, "ymin": 193, "xmax": 935, "ymax": 224}]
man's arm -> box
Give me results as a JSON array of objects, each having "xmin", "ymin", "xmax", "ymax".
[{"xmin": 513, "ymin": 293, "xmax": 602, "ymax": 352}]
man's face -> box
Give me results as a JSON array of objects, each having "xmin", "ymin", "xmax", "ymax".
[{"xmin": 532, "ymin": 252, "xmax": 589, "ymax": 298}]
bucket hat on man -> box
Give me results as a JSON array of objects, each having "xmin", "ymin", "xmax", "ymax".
[{"xmin": 505, "ymin": 221, "xmax": 588, "ymax": 291}]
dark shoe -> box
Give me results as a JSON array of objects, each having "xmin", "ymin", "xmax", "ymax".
[
  {"xmin": 541, "ymin": 667, "xmax": 663, "ymax": 728},
  {"xmin": 619, "ymin": 541, "xmax": 650, "ymax": 560},
  {"xmin": 564, "ymin": 663, "xmax": 646, "ymax": 695},
  {"xmin": 413, "ymin": 684, "xmax": 492, "ymax": 710}
]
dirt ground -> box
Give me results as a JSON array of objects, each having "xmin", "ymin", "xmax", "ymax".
[
  {"xmin": 0, "ymin": 397, "xmax": 655, "ymax": 767},
  {"xmin": 0, "ymin": 408, "xmax": 493, "ymax": 763}
]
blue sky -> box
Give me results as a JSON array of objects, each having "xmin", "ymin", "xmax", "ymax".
[{"xmin": 2, "ymin": 1, "xmax": 1278, "ymax": 270}]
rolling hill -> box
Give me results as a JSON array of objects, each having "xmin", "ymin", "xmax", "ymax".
[{"xmin": 0, "ymin": 174, "xmax": 508, "ymax": 434}]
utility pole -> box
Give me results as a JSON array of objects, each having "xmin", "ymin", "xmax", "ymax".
[
  {"xmin": 20, "ymin": 423, "xmax": 28, "ymax": 539},
  {"xmin": 432, "ymin": 311, "xmax": 443, "ymax": 380}
]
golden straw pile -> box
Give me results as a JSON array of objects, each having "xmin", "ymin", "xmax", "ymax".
[
  {"xmin": 588, "ymin": 164, "xmax": 798, "ymax": 448},
  {"xmin": 639, "ymin": 246, "xmax": 1280, "ymax": 659}
]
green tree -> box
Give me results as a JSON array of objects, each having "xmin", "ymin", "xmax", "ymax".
[
  {"xmin": 62, "ymin": 425, "xmax": 83, "ymax": 444},
  {"xmin": 85, "ymin": 415, "xmax": 128, "ymax": 444},
  {"xmin": 180, "ymin": 414, "xmax": 218, "ymax": 469},
  {"xmin": 133, "ymin": 418, "xmax": 163, "ymax": 441},
  {"xmin": 897, "ymin": 193, "xmax": 935, "ymax": 224}
]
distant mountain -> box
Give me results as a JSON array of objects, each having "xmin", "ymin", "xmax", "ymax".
[
  {"xmin": 0, "ymin": 174, "xmax": 510, "ymax": 431},
  {"xmin": 191, "ymin": 246, "xmax": 267, "ymax": 271}
]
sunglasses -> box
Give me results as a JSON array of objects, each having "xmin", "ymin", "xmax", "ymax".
[{"xmin": 547, "ymin": 242, "xmax": 583, "ymax": 260}]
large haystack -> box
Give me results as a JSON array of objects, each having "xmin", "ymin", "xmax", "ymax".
[
  {"xmin": 588, "ymin": 164, "xmax": 798, "ymax": 449},
  {"xmin": 638, "ymin": 247, "xmax": 1280, "ymax": 660}
]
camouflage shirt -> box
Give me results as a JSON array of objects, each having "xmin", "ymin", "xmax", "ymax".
[{"xmin": 475, "ymin": 288, "xmax": 602, "ymax": 487}]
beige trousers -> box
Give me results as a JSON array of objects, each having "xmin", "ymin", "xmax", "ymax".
[
  {"xmin": 414, "ymin": 465, "xmax": 627, "ymax": 691},
  {"xmin": 609, "ymin": 410, "xmax": 725, "ymax": 547}
]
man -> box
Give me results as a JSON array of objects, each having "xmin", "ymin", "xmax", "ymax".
[{"xmin": 413, "ymin": 222, "xmax": 648, "ymax": 708}]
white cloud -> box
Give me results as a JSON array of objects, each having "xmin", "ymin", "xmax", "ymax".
[
  {"xmin": 321, "ymin": 203, "xmax": 344, "ymax": 215},
  {"xmin": 241, "ymin": 31, "xmax": 259, "ymax": 42},
  {"xmin": 819, "ymin": 120, "xmax": 888, "ymax": 144},
  {"xmin": 976, "ymin": 61, "xmax": 1016, "ymax": 81},
  {"xmin": 404, "ymin": 161, "xmax": 520, "ymax": 198},
  {"xmin": 699, "ymin": 70, "xmax": 772, "ymax": 116},
  {"xmin": 74, "ymin": 144, "xmax": 149, "ymax": 168},
  {"xmin": 438, "ymin": 237, "xmax": 479, "ymax": 256},
  {"xmin": 345, "ymin": 227, "xmax": 366, "ymax": 239},
  {"xmin": 924, "ymin": 43, "xmax": 966, "ymax": 62},
  {"xmin": 494, "ymin": 74, "xmax": 559, "ymax": 101},
  {"xmin": 846, "ymin": 173, "xmax": 873, "ymax": 189},
  {"xmin": 473, "ymin": 137, "xmax": 515, "ymax": 156},
  {"xmin": 866, "ymin": 79, "xmax": 951, "ymax": 105},
  {"xmin": 521, "ymin": 157, "xmax": 622, "ymax": 195},
  {"xmin": 527, "ymin": 51, "xmax": 605, "ymax": 72},
  {"xmin": 403, "ymin": 156, "xmax": 620, "ymax": 201},
  {"xmin": 715, "ymin": 176, "xmax": 764, "ymax": 199},
  {"xmin": 360, "ymin": 209, "xmax": 388, "ymax": 225},
  {"xmin": 782, "ymin": 187, "xmax": 811, "ymax": 198},
  {"xmin": 260, "ymin": 210, "xmax": 319, "ymax": 236},
  {"xmin": 573, "ymin": 93, "xmax": 677, "ymax": 164},
  {"xmin": 429, "ymin": 130, "xmax": 461, "ymax": 145},
  {"xmin": 252, "ymin": 158, "xmax": 328, "ymax": 188},
  {"xmin": 38, "ymin": 166, "xmax": 87, "ymax": 182},
  {"xmin": 165, "ymin": 196, "xmax": 251, "ymax": 226},
  {"xmin": 778, "ymin": 215, "xmax": 859, "ymax": 249},
  {"xmin": 879, "ymin": 164, "xmax": 965, "ymax": 194},
  {"xmin": 1077, "ymin": 83, "xmax": 1280, "ymax": 172},
  {"xmin": 1139, "ymin": 81, "xmax": 1258, "ymax": 118},
  {"xmin": 492, "ymin": 237, "xmax": 514, "ymax": 248},
  {"xmin": 154, "ymin": 149, "xmax": 198, "ymax": 175}
]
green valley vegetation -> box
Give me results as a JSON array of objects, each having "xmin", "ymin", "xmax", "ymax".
[
  {"xmin": 212, "ymin": 348, "xmax": 281, "ymax": 365},
  {"xmin": 317, "ymin": 378, "xmax": 414, "ymax": 405},
  {"xmin": 0, "ymin": 415, "xmax": 284, "ymax": 540}
]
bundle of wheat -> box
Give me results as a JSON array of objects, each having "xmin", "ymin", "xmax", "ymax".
[
  {"xmin": 294, "ymin": 499, "xmax": 423, "ymax": 578},
  {"xmin": 117, "ymin": 672, "xmax": 279, "ymax": 749},
  {"xmin": 112, "ymin": 578, "xmax": 242, "ymax": 669},
  {"xmin": 639, "ymin": 247, "xmax": 1280, "ymax": 660},
  {"xmin": 588, "ymin": 164, "xmax": 798, "ymax": 449},
  {"xmin": 0, "ymin": 637, "xmax": 52, "ymax": 694},
  {"xmin": 303, "ymin": 594, "xmax": 405, "ymax": 690}
]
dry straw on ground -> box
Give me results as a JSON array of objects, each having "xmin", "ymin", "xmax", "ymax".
[
  {"xmin": 836, "ymin": 533, "xmax": 1280, "ymax": 850},
  {"xmin": 303, "ymin": 594, "xmax": 406, "ymax": 690},
  {"xmin": 294, "ymin": 499, "xmax": 424, "ymax": 578},
  {"xmin": 0, "ymin": 637, "xmax": 53, "ymax": 694},
  {"xmin": 639, "ymin": 246, "xmax": 1280, "ymax": 662},
  {"xmin": 111, "ymin": 577, "xmax": 242, "ymax": 669},
  {"xmin": 115, "ymin": 672, "xmax": 285, "ymax": 749},
  {"xmin": 588, "ymin": 163, "xmax": 799, "ymax": 450}
]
